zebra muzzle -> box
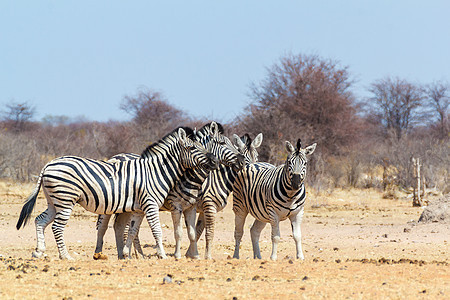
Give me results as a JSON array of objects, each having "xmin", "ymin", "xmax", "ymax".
[
  {"xmin": 206, "ymin": 153, "xmax": 219, "ymax": 170},
  {"xmin": 232, "ymin": 154, "xmax": 246, "ymax": 171},
  {"xmin": 292, "ymin": 174, "xmax": 301, "ymax": 189}
]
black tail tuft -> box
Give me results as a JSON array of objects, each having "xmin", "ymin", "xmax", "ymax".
[{"xmin": 16, "ymin": 190, "xmax": 39, "ymax": 230}]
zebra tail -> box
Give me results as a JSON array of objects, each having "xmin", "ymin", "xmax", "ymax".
[{"xmin": 16, "ymin": 168, "xmax": 44, "ymax": 230}]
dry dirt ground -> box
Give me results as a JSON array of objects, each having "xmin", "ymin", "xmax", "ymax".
[{"xmin": 0, "ymin": 180, "xmax": 448, "ymax": 299}]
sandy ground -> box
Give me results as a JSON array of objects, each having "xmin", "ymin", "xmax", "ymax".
[{"xmin": 0, "ymin": 180, "xmax": 449, "ymax": 299}]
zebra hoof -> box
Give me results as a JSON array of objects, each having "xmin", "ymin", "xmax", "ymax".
[
  {"xmin": 32, "ymin": 250, "xmax": 46, "ymax": 259},
  {"xmin": 59, "ymin": 254, "xmax": 74, "ymax": 260},
  {"xmin": 93, "ymin": 252, "xmax": 108, "ymax": 260}
]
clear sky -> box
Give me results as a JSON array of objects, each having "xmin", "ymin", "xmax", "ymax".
[{"xmin": 1, "ymin": 1, "xmax": 449, "ymax": 123}]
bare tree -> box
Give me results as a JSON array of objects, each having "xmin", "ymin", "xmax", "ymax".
[
  {"xmin": 120, "ymin": 88, "xmax": 189, "ymax": 143},
  {"xmin": 1, "ymin": 101, "xmax": 35, "ymax": 132},
  {"xmin": 234, "ymin": 53, "xmax": 360, "ymax": 164},
  {"xmin": 424, "ymin": 80, "xmax": 449, "ymax": 139},
  {"xmin": 367, "ymin": 77, "xmax": 424, "ymax": 140}
]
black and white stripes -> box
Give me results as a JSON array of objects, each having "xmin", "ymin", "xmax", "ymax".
[
  {"xmin": 17, "ymin": 126, "xmax": 217, "ymax": 260},
  {"xmin": 232, "ymin": 139, "xmax": 316, "ymax": 260}
]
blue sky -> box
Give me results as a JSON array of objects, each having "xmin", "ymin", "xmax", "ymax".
[{"xmin": 1, "ymin": 1, "xmax": 449, "ymax": 123}]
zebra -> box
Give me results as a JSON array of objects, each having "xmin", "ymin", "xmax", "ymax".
[
  {"xmin": 16, "ymin": 126, "xmax": 219, "ymax": 260},
  {"xmin": 93, "ymin": 122, "xmax": 246, "ymax": 259},
  {"xmin": 232, "ymin": 139, "xmax": 316, "ymax": 260},
  {"xmin": 191, "ymin": 132, "xmax": 263, "ymax": 259},
  {"xmin": 119, "ymin": 133, "xmax": 262, "ymax": 260}
]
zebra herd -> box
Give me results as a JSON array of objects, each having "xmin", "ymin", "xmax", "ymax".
[{"xmin": 16, "ymin": 122, "xmax": 316, "ymax": 261}]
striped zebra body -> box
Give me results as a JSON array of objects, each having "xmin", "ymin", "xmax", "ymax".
[
  {"xmin": 94, "ymin": 122, "xmax": 246, "ymax": 259},
  {"xmin": 193, "ymin": 133, "xmax": 263, "ymax": 259},
  {"xmin": 16, "ymin": 127, "xmax": 217, "ymax": 260},
  {"xmin": 232, "ymin": 139, "xmax": 316, "ymax": 260}
]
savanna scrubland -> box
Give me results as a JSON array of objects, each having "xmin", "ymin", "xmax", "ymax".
[{"xmin": 1, "ymin": 54, "xmax": 448, "ymax": 298}]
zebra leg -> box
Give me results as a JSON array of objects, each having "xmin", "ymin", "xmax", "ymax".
[
  {"xmin": 171, "ymin": 208, "xmax": 183, "ymax": 259},
  {"xmin": 51, "ymin": 206, "xmax": 75, "ymax": 260},
  {"xmin": 269, "ymin": 215, "xmax": 281, "ymax": 261},
  {"xmin": 130, "ymin": 213, "xmax": 145, "ymax": 259},
  {"xmin": 289, "ymin": 208, "xmax": 305, "ymax": 260},
  {"xmin": 195, "ymin": 212, "xmax": 205, "ymax": 241},
  {"xmin": 203, "ymin": 205, "xmax": 217, "ymax": 260},
  {"xmin": 113, "ymin": 212, "xmax": 132, "ymax": 259},
  {"xmin": 250, "ymin": 219, "xmax": 266, "ymax": 259},
  {"xmin": 123, "ymin": 212, "xmax": 144, "ymax": 259},
  {"xmin": 184, "ymin": 206, "xmax": 199, "ymax": 259},
  {"xmin": 131, "ymin": 227, "xmax": 145, "ymax": 259},
  {"xmin": 143, "ymin": 202, "xmax": 167, "ymax": 259},
  {"xmin": 94, "ymin": 214, "xmax": 111, "ymax": 259},
  {"xmin": 232, "ymin": 212, "xmax": 247, "ymax": 259},
  {"xmin": 32, "ymin": 206, "xmax": 56, "ymax": 259}
]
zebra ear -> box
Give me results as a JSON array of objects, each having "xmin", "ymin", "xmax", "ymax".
[
  {"xmin": 285, "ymin": 141, "xmax": 295, "ymax": 153},
  {"xmin": 233, "ymin": 134, "xmax": 245, "ymax": 150},
  {"xmin": 178, "ymin": 128, "xmax": 188, "ymax": 146},
  {"xmin": 304, "ymin": 143, "xmax": 317, "ymax": 156},
  {"xmin": 251, "ymin": 133, "xmax": 263, "ymax": 149},
  {"xmin": 210, "ymin": 121, "xmax": 219, "ymax": 137}
]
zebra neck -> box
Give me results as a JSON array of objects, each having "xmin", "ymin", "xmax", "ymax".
[
  {"xmin": 141, "ymin": 134, "xmax": 181, "ymax": 160},
  {"xmin": 180, "ymin": 166, "xmax": 210, "ymax": 190},
  {"xmin": 280, "ymin": 164, "xmax": 303, "ymax": 198}
]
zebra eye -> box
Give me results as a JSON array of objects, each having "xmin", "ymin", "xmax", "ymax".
[{"xmin": 219, "ymin": 141, "xmax": 226, "ymax": 145}]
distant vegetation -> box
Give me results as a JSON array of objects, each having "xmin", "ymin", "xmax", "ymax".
[{"xmin": 1, "ymin": 53, "xmax": 448, "ymax": 195}]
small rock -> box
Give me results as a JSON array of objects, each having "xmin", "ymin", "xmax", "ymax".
[
  {"xmin": 163, "ymin": 275, "xmax": 173, "ymax": 284},
  {"xmin": 226, "ymin": 278, "xmax": 232, "ymax": 282},
  {"xmin": 403, "ymin": 227, "xmax": 411, "ymax": 233},
  {"xmin": 302, "ymin": 276, "xmax": 309, "ymax": 281},
  {"xmin": 252, "ymin": 275, "xmax": 260, "ymax": 281}
]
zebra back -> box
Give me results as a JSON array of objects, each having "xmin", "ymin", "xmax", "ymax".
[{"xmin": 40, "ymin": 127, "xmax": 214, "ymax": 214}]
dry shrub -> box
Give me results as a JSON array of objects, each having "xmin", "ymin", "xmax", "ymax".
[{"xmin": 0, "ymin": 133, "xmax": 44, "ymax": 181}]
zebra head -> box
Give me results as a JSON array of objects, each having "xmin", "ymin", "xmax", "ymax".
[
  {"xmin": 285, "ymin": 139, "xmax": 317, "ymax": 189},
  {"xmin": 195, "ymin": 122, "xmax": 246, "ymax": 171},
  {"xmin": 232, "ymin": 133, "xmax": 263, "ymax": 164},
  {"xmin": 178, "ymin": 127, "xmax": 219, "ymax": 171}
]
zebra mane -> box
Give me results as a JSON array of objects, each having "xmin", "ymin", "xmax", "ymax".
[
  {"xmin": 296, "ymin": 139, "xmax": 302, "ymax": 151},
  {"xmin": 140, "ymin": 126, "xmax": 195, "ymax": 158},
  {"xmin": 241, "ymin": 133, "xmax": 251, "ymax": 148}
]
